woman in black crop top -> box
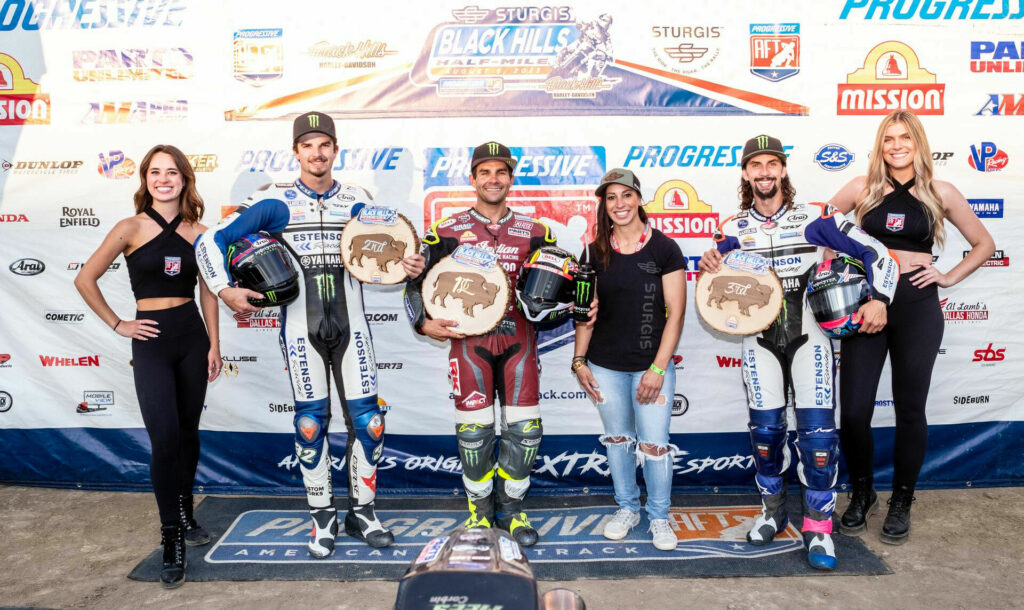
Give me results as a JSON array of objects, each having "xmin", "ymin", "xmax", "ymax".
[
  {"xmin": 75, "ymin": 144, "xmax": 221, "ymax": 588},
  {"xmin": 829, "ymin": 111, "xmax": 994, "ymax": 545},
  {"xmin": 571, "ymin": 169, "xmax": 687, "ymax": 551}
]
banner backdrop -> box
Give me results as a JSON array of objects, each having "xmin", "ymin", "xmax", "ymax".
[{"xmin": 1, "ymin": 0, "xmax": 1022, "ymax": 496}]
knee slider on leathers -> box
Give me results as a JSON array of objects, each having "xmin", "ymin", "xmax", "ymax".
[
  {"xmin": 349, "ymin": 396, "xmax": 385, "ymax": 465},
  {"xmin": 498, "ymin": 418, "xmax": 543, "ymax": 481},
  {"xmin": 456, "ymin": 422, "xmax": 497, "ymax": 481}
]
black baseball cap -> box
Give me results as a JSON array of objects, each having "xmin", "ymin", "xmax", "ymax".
[
  {"xmin": 471, "ymin": 141, "xmax": 516, "ymax": 171},
  {"xmin": 293, "ymin": 111, "xmax": 335, "ymax": 144},
  {"xmin": 741, "ymin": 134, "xmax": 787, "ymax": 166}
]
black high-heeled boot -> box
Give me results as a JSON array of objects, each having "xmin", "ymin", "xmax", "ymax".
[
  {"xmin": 159, "ymin": 523, "xmax": 186, "ymax": 588},
  {"xmin": 179, "ymin": 494, "xmax": 211, "ymax": 546}
]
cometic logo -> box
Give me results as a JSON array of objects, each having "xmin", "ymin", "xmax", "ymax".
[
  {"xmin": 0, "ymin": 53, "xmax": 50, "ymax": 125},
  {"xmin": 44, "ymin": 310, "xmax": 85, "ymax": 323},
  {"xmin": 840, "ymin": 0, "xmax": 1024, "ymax": 19},
  {"xmin": 9, "ymin": 258, "xmax": 43, "ymax": 275},
  {"xmin": 838, "ymin": 42, "xmax": 944, "ymax": 115},
  {"xmin": 968, "ymin": 142, "xmax": 1009, "ymax": 172},
  {"xmin": 814, "ymin": 144, "xmax": 855, "ymax": 171},
  {"xmin": 970, "ymin": 41, "xmax": 1024, "ymax": 73}
]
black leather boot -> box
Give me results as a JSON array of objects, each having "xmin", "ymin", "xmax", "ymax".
[
  {"xmin": 179, "ymin": 494, "xmax": 211, "ymax": 546},
  {"xmin": 881, "ymin": 486, "xmax": 915, "ymax": 545},
  {"xmin": 839, "ymin": 477, "xmax": 878, "ymax": 535},
  {"xmin": 159, "ymin": 523, "xmax": 186, "ymax": 588}
]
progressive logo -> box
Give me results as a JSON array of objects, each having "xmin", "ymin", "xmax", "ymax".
[{"xmin": 838, "ymin": 41, "xmax": 944, "ymax": 115}]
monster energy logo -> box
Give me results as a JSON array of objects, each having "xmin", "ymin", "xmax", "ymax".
[
  {"xmin": 757, "ymin": 135, "xmax": 770, "ymax": 149},
  {"xmin": 313, "ymin": 273, "xmax": 336, "ymax": 300},
  {"xmin": 487, "ymin": 142, "xmax": 500, "ymax": 155},
  {"xmin": 265, "ymin": 290, "xmax": 277, "ymax": 303},
  {"xmin": 575, "ymin": 280, "xmax": 591, "ymax": 304},
  {"xmin": 308, "ymin": 114, "xmax": 319, "ymax": 128},
  {"xmin": 522, "ymin": 446, "xmax": 538, "ymax": 467},
  {"xmin": 463, "ymin": 449, "xmax": 479, "ymax": 468}
]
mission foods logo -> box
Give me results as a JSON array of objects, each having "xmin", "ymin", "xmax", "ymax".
[
  {"xmin": 206, "ymin": 504, "xmax": 802, "ymax": 565},
  {"xmin": 0, "ymin": 53, "xmax": 50, "ymax": 125},
  {"xmin": 838, "ymin": 42, "xmax": 944, "ymax": 115},
  {"xmin": 644, "ymin": 180, "xmax": 719, "ymax": 240},
  {"xmin": 749, "ymin": 23, "xmax": 799, "ymax": 82},
  {"xmin": 233, "ymin": 28, "xmax": 283, "ymax": 86}
]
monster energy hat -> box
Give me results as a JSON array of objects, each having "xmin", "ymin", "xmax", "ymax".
[
  {"xmin": 293, "ymin": 111, "xmax": 336, "ymax": 143},
  {"xmin": 595, "ymin": 168, "xmax": 642, "ymax": 199},
  {"xmin": 741, "ymin": 134, "xmax": 787, "ymax": 166},
  {"xmin": 471, "ymin": 141, "xmax": 517, "ymax": 171}
]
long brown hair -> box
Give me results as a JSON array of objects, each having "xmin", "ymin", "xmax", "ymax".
[
  {"xmin": 855, "ymin": 110, "xmax": 946, "ymax": 247},
  {"xmin": 737, "ymin": 174, "xmax": 796, "ymax": 212},
  {"xmin": 133, "ymin": 144, "xmax": 205, "ymax": 224},
  {"xmin": 592, "ymin": 189, "xmax": 648, "ymax": 268}
]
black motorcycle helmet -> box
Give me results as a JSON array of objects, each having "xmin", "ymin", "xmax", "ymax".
[
  {"xmin": 516, "ymin": 246, "xmax": 577, "ymax": 325},
  {"xmin": 227, "ymin": 233, "xmax": 300, "ymax": 307},
  {"xmin": 806, "ymin": 255, "xmax": 871, "ymax": 339}
]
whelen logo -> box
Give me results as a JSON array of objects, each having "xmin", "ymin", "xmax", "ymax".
[
  {"xmin": 838, "ymin": 41, "xmax": 944, "ymax": 115},
  {"xmin": 967, "ymin": 249, "xmax": 1008, "ymax": 267},
  {"xmin": 716, "ymin": 355, "xmax": 742, "ymax": 367},
  {"xmin": 40, "ymin": 355, "xmax": 100, "ymax": 367}
]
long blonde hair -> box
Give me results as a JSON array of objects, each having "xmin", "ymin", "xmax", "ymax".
[{"xmin": 855, "ymin": 110, "xmax": 945, "ymax": 247}]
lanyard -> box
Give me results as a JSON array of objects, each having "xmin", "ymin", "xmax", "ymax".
[{"xmin": 610, "ymin": 222, "xmax": 651, "ymax": 254}]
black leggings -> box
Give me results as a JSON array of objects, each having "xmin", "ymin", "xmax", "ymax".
[
  {"xmin": 132, "ymin": 301, "xmax": 210, "ymax": 525},
  {"xmin": 840, "ymin": 274, "xmax": 943, "ymax": 491}
]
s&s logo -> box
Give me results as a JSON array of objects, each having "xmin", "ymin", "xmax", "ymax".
[{"xmin": 814, "ymin": 144, "xmax": 854, "ymax": 171}]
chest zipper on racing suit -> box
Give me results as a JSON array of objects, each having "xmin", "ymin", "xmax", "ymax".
[{"xmin": 316, "ymin": 197, "xmax": 338, "ymax": 345}]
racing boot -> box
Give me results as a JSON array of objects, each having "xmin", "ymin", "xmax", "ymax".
[
  {"xmin": 839, "ymin": 477, "xmax": 878, "ymax": 536},
  {"xmin": 497, "ymin": 512, "xmax": 539, "ymax": 547},
  {"xmin": 307, "ymin": 507, "xmax": 338, "ymax": 558},
  {"xmin": 746, "ymin": 489, "xmax": 788, "ymax": 546},
  {"xmin": 880, "ymin": 486, "xmax": 915, "ymax": 545},
  {"xmin": 179, "ymin": 494, "xmax": 211, "ymax": 546},
  {"xmin": 345, "ymin": 501, "xmax": 394, "ymax": 548},
  {"xmin": 159, "ymin": 522, "xmax": 186, "ymax": 588},
  {"xmin": 463, "ymin": 494, "xmax": 495, "ymax": 529},
  {"xmin": 803, "ymin": 530, "xmax": 837, "ymax": 571}
]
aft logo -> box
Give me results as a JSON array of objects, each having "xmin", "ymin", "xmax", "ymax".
[
  {"xmin": 968, "ymin": 142, "xmax": 1009, "ymax": 172},
  {"xmin": 977, "ymin": 94, "xmax": 1024, "ymax": 115},
  {"xmin": 233, "ymin": 28, "xmax": 283, "ymax": 86},
  {"xmin": 972, "ymin": 343, "xmax": 1005, "ymax": 363},
  {"xmin": 814, "ymin": 144, "xmax": 854, "ymax": 171},
  {"xmin": 97, "ymin": 151, "xmax": 136, "ymax": 179},
  {"xmin": 0, "ymin": 53, "xmax": 50, "ymax": 125},
  {"xmin": 838, "ymin": 42, "xmax": 944, "ymax": 115},
  {"xmin": 968, "ymin": 198, "xmax": 1003, "ymax": 218},
  {"xmin": 970, "ymin": 41, "xmax": 1024, "ymax": 73},
  {"xmin": 749, "ymin": 23, "xmax": 799, "ymax": 82}
]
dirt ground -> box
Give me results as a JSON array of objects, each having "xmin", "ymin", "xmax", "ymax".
[{"xmin": 1, "ymin": 485, "xmax": 1021, "ymax": 609}]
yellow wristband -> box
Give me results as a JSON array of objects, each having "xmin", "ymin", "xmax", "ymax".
[{"xmin": 649, "ymin": 363, "xmax": 665, "ymax": 376}]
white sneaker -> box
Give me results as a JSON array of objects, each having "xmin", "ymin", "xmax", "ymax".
[
  {"xmin": 649, "ymin": 518, "xmax": 678, "ymax": 551},
  {"xmin": 603, "ymin": 508, "xmax": 641, "ymax": 540}
]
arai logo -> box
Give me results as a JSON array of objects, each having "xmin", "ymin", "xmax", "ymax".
[{"xmin": 814, "ymin": 144, "xmax": 854, "ymax": 171}]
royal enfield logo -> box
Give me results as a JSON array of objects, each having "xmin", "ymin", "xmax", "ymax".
[
  {"xmin": 652, "ymin": 24, "xmax": 723, "ymax": 75},
  {"xmin": 60, "ymin": 207, "xmax": 100, "ymax": 228},
  {"xmin": 97, "ymin": 150, "xmax": 136, "ymax": 179},
  {"xmin": 306, "ymin": 40, "xmax": 398, "ymax": 69},
  {"xmin": 9, "ymin": 258, "xmax": 44, "ymax": 276},
  {"xmin": 838, "ymin": 41, "xmax": 944, "ymax": 115},
  {"xmin": 749, "ymin": 23, "xmax": 799, "ymax": 82},
  {"xmin": 233, "ymin": 28, "xmax": 283, "ymax": 86},
  {"xmin": 7, "ymin": 159, "xmax": 84, "ymax": 175},
  {"xmin": 72, "ymin": 48, "xmax": 194, "ymax": 81},
  {"xmin": 234, "ymin": 310, "xmax": 281, "ymax": 329},
  {"xmin": 0, "ymin": 53, "xmax": 50, "ymax": 124}
]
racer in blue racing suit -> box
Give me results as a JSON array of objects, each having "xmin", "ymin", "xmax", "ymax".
[
  {"xmin": 699, "ymin": 135, "xmax": 898, "ymax": 570},
  {"xmin": 196, "ymin": 112, "xmax": 409, "ymax": 554}
]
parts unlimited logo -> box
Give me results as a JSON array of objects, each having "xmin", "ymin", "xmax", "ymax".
[
  {"xmin": 72, "ymin": 48, "xmax": 193, "ymax": 81},
  {"xmin": 0, "ymin": 53, "xmax": 50, "ymax": 124},
  {"xmin": 81, "ymin": 100, "xmax": 187, "ymax": 124},
  {"xmin": 837, "ymin": 41, "xmax": 944, "ymax": 115},
  {"xmin": 968, "ymin": 142, "xmax": 1008, "ymax": 172},
  {"xmin": 234, "ymin": 28, "xmax": 283, "ymax": 86},
  {"xmin": 749, "ymin": 23, "xmax": 799, "ymax": 82},
  {"xmin": 651, "ymin": 23, "xmax": 724, "ymax": 76},
  {"xmin": 970, "ymin": 41, "xmax": 1024, "ymax": 73}
]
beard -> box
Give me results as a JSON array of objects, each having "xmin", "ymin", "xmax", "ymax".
[
  {"xmin": 752, "ymin": 180, "xmax": 778, "ymax": 201},
  {"xmin": 305, "ymin": 157, "xmax": 330, "ymax": 178}
]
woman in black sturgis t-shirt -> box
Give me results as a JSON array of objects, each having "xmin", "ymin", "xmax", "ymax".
[{"xmin": 571, "ymin": 168, "xmax": 686, "ymax": 551}]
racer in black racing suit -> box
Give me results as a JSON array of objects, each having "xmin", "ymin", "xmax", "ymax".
[
  {"xmin": 196, "ymin": 112, "xmax": 407, "ymax": 555},
  {"xmin": 700, "ymin": 135, "xmax": 899, "ymax": 570},
  {"xmin": 403, "ymin": 142, "xmax": 556, "ymax": 547}
]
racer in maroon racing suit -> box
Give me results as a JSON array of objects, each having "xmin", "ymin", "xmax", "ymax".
[{"xmin": 403, "ymin": 142, "xmax": 556, "ymax": 547}]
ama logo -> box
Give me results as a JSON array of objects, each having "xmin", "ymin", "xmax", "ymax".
[{"xmin": 968, "ymin": 142, "xmax": 1008, "ymax": 172}]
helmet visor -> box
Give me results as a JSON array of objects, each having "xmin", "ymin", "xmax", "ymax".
[
  {"xmin": 807, "ymin": 281, "xmax": 869, "ymax": 319},
  {"xmin": 521, "ymin": 266, "xmax": 568, "ymax": 303}
]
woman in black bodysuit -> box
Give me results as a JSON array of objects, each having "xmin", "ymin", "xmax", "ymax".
[
  {"xmin": 828, "ymin": 111, "xmax": 994, "ymax": 545},
  {"xmin": 75, "ymin": 144, "xmax": 221, "ymax": 587}
]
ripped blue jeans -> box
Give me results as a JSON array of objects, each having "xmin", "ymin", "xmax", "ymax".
[{"xmin": 590, "ymin": 362, "xmax": 675, "ymax": 520}]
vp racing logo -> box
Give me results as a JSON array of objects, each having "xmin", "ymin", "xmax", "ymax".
[{"xmin": 413, "ymin": 7, "xmax": 620, "ymax": 98}]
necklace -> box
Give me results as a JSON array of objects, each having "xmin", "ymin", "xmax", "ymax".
[{"xmin": 610, "ymin": 222, "xmax": 651, "ymax": 254}]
